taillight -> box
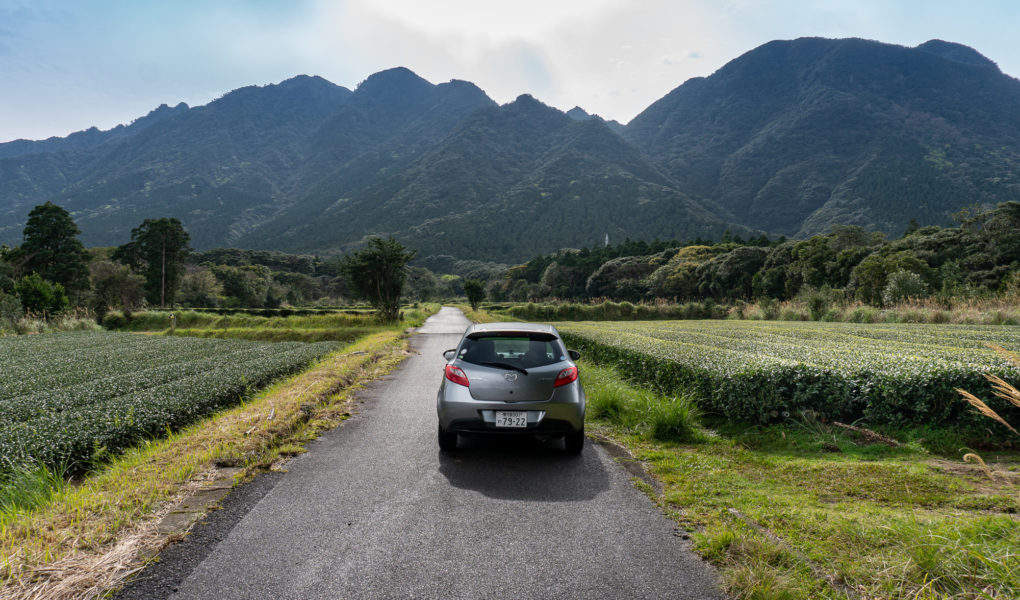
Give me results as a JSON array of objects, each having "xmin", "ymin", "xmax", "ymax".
[
  {"xmin": 445, "ymin": 364, "xmax": 470, "ymax": 387},
  {"xmin": 554, "ymin": 366, "xmax": 578, "ymax": 388}
]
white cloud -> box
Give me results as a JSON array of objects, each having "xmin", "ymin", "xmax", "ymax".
[
  {"xmin": 352, "ymin": 0, "xmax": 628, "ymax": 43},
  {"xmin": 0, "ymin": 0, "xmax": 1017, "ymax": 141}
]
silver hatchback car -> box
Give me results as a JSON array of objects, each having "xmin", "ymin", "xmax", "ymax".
[{"xmin": 437, "ymin": 322, "xmax": 586, "ymax": 453}]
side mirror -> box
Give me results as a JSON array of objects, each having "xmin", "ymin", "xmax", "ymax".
[
  {"xmin": 443, "ymin": 349, "xmax": 457, "ymax": 361},
  {"xmin": 568, "ymin": 349, "xmax": 581, "ymax": 361}
]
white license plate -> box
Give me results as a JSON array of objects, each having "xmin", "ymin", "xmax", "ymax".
[{"xmin": 495, "ymin": 411, "xmax": 528, "ymax": 428}]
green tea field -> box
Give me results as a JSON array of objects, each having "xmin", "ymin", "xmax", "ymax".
[
  {"xmin": 0, "ymin": 331, "xmax": 337, "ymax": 473},
  {"xmin": 558, "ymin": 320, "xmax": 1020, "ymax": 431}
]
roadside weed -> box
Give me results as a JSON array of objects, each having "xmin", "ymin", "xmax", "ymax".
[
  {"xmin": 582, "ymin": 364, "xmax": 702, "ymax": 442},
  {"xmin": 0, "ymin": 461, "xmax": 70, "ymax": 521}
]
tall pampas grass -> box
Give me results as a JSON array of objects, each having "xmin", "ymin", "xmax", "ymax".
[
  {"xmin": 956, "ymin": 343, "xmax": 1020, "ymax": 507},
  {"xmin": 956, "ymin": 344, "xmax": 1020, "ymax": 436}
]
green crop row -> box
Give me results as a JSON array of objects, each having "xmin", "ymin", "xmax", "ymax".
[
  {"xmin": 557, "ymin": 320, "xmax": 1020, "ymax": 433},
  {"xmin": 104, "ymin": 309, "xmax": 382, "ymax": 332},
  {"xmin": 0, "ymin": 332, "xmax": 337, "ymax": 473}
]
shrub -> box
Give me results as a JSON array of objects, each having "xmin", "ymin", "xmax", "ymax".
[
  {"xmin": 759, "ymin": 297, "xmax": 780, "ymax": 320},
  {"xmin": 848, "ymin": 306, "xmax": 879, "ymax": 323},
  {"xmin": 779, "ymin": 306, "xmax": 807, "ymax": 321},
  {"xmin": 102, "ymin": 311, "xmax": 130, "ymax": 330},
  {"xmin": 807, "ymin": 293, "xmax": 828, "ymax": 321},
  {"xmin": 14, "ymin": 274, "xmax": 68, "ymax": 316},
  {"xmin": 883, "ymin": 270, "xmax": 929, "ymax": 306},
  {"xmin": 0, "ymin": 292, "xmax": 23, "ymax": 324}
]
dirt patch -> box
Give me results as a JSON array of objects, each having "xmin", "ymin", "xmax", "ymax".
[
  {"xmin": 927, "ymin": 458, "xmax": 1020, "ymax": 493},
  {"xmin": 590, "ymin": 434, "xmax": 664, "ymax": 496}
]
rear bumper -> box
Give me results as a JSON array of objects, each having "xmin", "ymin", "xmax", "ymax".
[
  {"xmin": 437, "ymin": 382, "xmax": 585, "ymax": 434},
  {"xmin": 446, "ymin": 416, "xmax": 580, "ymax": 436}
]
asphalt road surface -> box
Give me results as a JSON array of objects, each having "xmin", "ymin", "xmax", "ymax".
[{"xmin": 119, "ymin": 307, "xmax": 723, "ymax": 599}]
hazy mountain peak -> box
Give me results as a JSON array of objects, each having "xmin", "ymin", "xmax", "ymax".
[
  {"xmin": 218, "ymin": 75, "xmax": 349, "ymax": 100},
  {"xmin": 566, "ymin": 106, "xmax": 593, "ymax": 120},
  {"xmin": 280, "ymin": 74, "xmax": 324, "ymax": 84},
  {"xmin": 0, "ymin": 99, "xmax": 190, "ymax": 158},
  {"xmin": 506, "ymin": 93, "xmax": 555, "ymax": 112},
  {"xmin": 356, "ymin": 66, "xmax": 433, "ymax": 97},
  {"xmin": 137, "ymin": 102, "xmax": 189, "ymax": 120},
  {"xmin": 916, "ymin": 39, "xmax": 999, "ymax": 70},
  {"xmin": 446, "ymin": 78, "xmax": 480, "ymax": 88},
  {"xmin": 276, "ymin": 74, "xmax": 348, "ymax": 92},
  {"xmin": 434, "ymin": 78, "xmax": 494, "ymax": 106},
  {"xmin": 498, "ymin": 94, "xmax": 571, "ymax": 127},
  {"xmin": 439, "ymin": 78, "xmax": 488, "ymax": 96}
]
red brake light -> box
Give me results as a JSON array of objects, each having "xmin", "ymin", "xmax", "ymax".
[
  {"xmin": 554, "ymin": 366, "xmax": 578, "ymax": 388},
  {"xmin": 445, "ymin": 364, "xmax": 470, "ymax": 387}
]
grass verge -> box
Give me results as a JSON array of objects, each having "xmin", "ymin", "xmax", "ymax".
[
  {"xmin": 581, "ymin": 362, "xmax": 1020, "ymax": 600},
  {"xmin": 111, "ymin": 305, "xmax": 435, "ymax": 332},
  {"xmin": 458, "ymin": 304, "xmax": 506, "ymax": 324},
  {"xmin": 155, "ymin": 305, "xmax": 435, "ymax": 343},
  {"xmin": 0, "ymin": 330, "xmax": 411, "ymax": 599},
  {"xmin": 165, "ymin": 326, "xmax": 377, "ymax": 343}
]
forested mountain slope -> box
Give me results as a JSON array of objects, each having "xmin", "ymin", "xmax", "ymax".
[
  {"xmin": 624, "ymin": 37, "xmax": 1020, "ymax": 238},
  {"xmin": 245, "ymin": 94, "xmax": 741, "ymax": 261},
  {"xmin": 0, "ymin": 75, "xmax": 353, "ymax": 247}
]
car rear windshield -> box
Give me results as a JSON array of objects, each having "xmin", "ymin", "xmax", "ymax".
[{"xmin": 459, "ymin": 333, "xmax": 566, "ymax": 368}]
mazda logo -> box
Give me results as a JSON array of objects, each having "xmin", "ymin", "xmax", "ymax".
[{"xmin": 504, "ymin": 372, "xmax": 518, "ymax": 383}]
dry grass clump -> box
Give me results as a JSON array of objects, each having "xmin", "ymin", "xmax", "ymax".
[
  {"xmin": 956, "ymin": 343, "xmax": 1020, "ymax": 512},
  {"xmin": 957, "ymin": 344, "xmax": 1020, "ymax": 437},
  {"xmin": 6, "ymin": 471, "xmax": 216, "ymax": 600},
  {"xmin": 1, "ymin": 308, "xmax": 101, "ymax": 336}
]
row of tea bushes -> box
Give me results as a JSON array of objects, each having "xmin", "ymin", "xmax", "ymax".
[
  {"xmin": 558, "ymin": 320, "xmax": 1020, "ymax": 431},
  {"xmin": 0, "ymin": 331, "xmax": 337, "ymax": 472}
]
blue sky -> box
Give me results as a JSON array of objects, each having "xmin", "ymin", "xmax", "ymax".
[{"xmin": 1, "ymin": 0, "xmax": 1017, "ymax": 142}]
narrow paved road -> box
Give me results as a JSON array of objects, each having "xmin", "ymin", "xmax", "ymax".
[{"xmin": 122, "ymin": 307, "xmax": 723, "ymax": 599}]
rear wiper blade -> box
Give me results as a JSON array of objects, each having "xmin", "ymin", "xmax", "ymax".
[{"xmin": 478, "ymin": 362, "xmax": 529, "ymax": 375}]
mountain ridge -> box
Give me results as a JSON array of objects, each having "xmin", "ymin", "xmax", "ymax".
[{"xmin": 2, "ymin": 37, "xmax": 1018, "ymax": 261}]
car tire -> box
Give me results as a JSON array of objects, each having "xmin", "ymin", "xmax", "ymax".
[
  {"xmin": 438, "ymin": 423, "xmax": 458, "ymax": 451},
  {"xmin": 564, "ymin": 427, "xmax": 584, "ymax": 454}
]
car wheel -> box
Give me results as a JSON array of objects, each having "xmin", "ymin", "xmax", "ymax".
[
  {"xmin": 438, "ymin": 423, "xmax": 458, "ymax": 451},
  {"xmin": 564, "ymin": 427, "xmax": 584, "ymax": 454}
]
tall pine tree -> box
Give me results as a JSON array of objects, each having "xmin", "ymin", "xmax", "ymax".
[
  {"xmin": 114, "ymin": 218, "xmax": 191, "ymax": 307},
  {"xmin": 340, "ymin": 237, "xmax": 415, "ymax": 321},
  {"xmin": 14, "ymin": 202, "xmax": 91, "ymax": 297}
]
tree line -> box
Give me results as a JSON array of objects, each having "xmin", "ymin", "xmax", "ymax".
[
  {"xmin": 0, "ymin": 203, "xmax": 194, "ymax": 324},
  {"xmin": 4, "ymin": 201, "xmax": 1017, "ymax": 330},
  {"xmin": 485, "ymin": 202, "xmax": 1020, "ymax": 306},
  {"xmin": 0, "ymin": 203, "xmax": 420, "ymax": 326}
]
